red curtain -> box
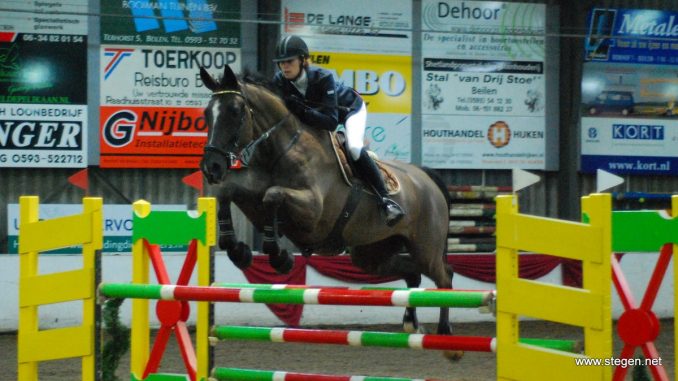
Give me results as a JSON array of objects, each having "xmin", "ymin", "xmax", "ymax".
[
  {"xmin": 449, "ymin": 254, "xmax": 561, "ymax": 283},
  {"xmin": 241, "ymin": 253, "xmax": 562, "ymax": 326},
  {"xmin": 242, "ymin": 256, "xmax": 308, "ymax": 326},
  {"xmin": 308, "ymin": 256, "xmax": 401, "ymax": 283}
]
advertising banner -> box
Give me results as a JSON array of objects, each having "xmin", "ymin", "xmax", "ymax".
[
  {"xmin": 100, "ymin": 0, "xmax": 241, "ymax": 168},
  {"xmin": 313, "ymin": 52, "xmax": 412, "ymax": 160},
  {"xmin": 280, "ymin": 0, "xmax": 412, "ymax": 162},
  {"xmin": 0, "ymin": 0, "xmax": 88, "ymax": 168},
  {"xmin": 584, "ymin": 8, "xmax": 678, "ymax": 65},
  {"xmin": 101, "ymin": 0, "xmax": 241, "ymax": 47},
  {"xmin": 581, "ymin": 8, "xmax": 678, "ymax": 175},
  {"xmin": 421, "ymin": 0, "xmax": 547, "ymax": 169},
  {"xmin": 99, "ymin": 45, "xmax": 239, "ymax": 168},
  {"xmin": 7, "ymin": 203, "xmax": 188, "ymax": 254}
]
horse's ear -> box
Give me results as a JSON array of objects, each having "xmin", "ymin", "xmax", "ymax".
[
  {"xmin": 221, "ymin": 64, "xmax": 239, "ymax": 89},
  {"xmin": 200, "ymin": 67, "xmax": 219, "ymax": 92}
]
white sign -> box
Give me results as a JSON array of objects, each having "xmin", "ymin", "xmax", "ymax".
[
  {"xmin": 0, "ymin": 104, "xmax": 87, "ymax": 167},
  {"xmin": 7, "ymin": 203, "xmax": 187, "ymax": 253},
  {"xmin": 0, "ymin": 1, "xmax": 88, "ymax": 35},
  {"xmin": 338, "ymin": 113, "xmax": 411, "ymax": 162},
  {"xmin": 280, "ymin": 0, "xmax": 412, "ymax": 55},
  {"xmin": 421, "ymin": 0, "xmax": 547, "ymax": 169},
  {"xmin": 422, "ymin": 114, "xmax": 545, "ymax": 168},
  {"xmin": 581, "ymin": 116, "xmax": 676, "ymax": 174},
  {"xmin": 100, "ymin": 45, "xmax": 241, "ymax": 108}
]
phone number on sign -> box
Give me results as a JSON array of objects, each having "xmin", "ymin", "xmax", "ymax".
[
  {"xmin": 22, "ymin": 34, "xmax": 85, "ymax": 43},
  {"xmin": 184, "ymin": 36, "xmax": 239, "ymax": 45},
  {"xmin": 0, "ymin": 153, "xmax": 84, "ymax": 164}
]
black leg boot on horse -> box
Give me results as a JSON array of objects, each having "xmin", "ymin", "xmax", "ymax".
[
  {"xmin": 262, "ymin": 213, "xmax": 294, "ymax": 274},
  {"xmin": 218, "ymin": 201, "xmax": 253, "ymax": 269},
  {"xmin": 354, "ymin": 149, "xmax": 405, "ymax": 227}
]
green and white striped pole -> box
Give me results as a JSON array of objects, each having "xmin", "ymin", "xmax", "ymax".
[{"xmin": 98, "ymin": 283, "xmax": 494, "ymax": 308}]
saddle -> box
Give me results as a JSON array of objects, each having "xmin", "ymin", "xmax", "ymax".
[{"xmin": 329, "ymin": 131, "xmax": 400, "ymax": 195}]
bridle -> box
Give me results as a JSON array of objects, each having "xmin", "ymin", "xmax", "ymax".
[{"xmin": 204, "ymin": 88, "xmax": 298, "ymax": 169}]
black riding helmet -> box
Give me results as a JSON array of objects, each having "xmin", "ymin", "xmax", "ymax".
[{"xmin": 273, "ymin": 35, "xmax": 309, "ymax": 62}]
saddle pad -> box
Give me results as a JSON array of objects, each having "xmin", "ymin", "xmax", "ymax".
[{"xmin": 329, "ymin": 132, "xmax": 400, "ymax": 195}]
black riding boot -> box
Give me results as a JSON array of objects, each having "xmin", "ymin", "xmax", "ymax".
[{"xmin": 354, "ymin": 149, "xmax": 405, "ymax": 227}]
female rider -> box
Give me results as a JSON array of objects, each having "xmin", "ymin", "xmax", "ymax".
[{"xmin": 272, "ymin": 35, "xmax": 405, "ymax": 227}]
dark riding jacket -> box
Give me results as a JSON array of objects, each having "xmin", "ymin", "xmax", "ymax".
[{"xmin": 273, "ymin": 66, "xmax": 363, "ymax": 131}]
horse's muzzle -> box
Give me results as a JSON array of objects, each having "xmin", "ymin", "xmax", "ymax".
[{"xmin": 201, "ymin": 151, "xmax": 228, "ymax": 184}]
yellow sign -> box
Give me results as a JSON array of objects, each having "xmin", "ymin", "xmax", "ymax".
[{"xmin": 313, "ymin": 52, "xmax": 412, "ymax": 114}]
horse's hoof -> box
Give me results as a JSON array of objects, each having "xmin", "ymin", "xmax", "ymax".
[
  {"xmin": 403, "ymin": 323, "xmax": 428, "ymax": 334},
  {"xmin": 443, "ymin": 350, "xmax": 465, "ymax": 362},
  {"xmin": 262, "ymin": 240, "xmax": 280, "ymax": 256},
  {"xmin": 269, "ymin": 249, "xmax": 294, "ymax": 274},
  {"xmin": 403, "ymin": 318, "xmax": 425, "ymax": 333},
  {"xmin": 219, "ymin": 235, "xmax": 235, "ymax": 251},
  {"xmin": 402, "ymin": 308, "xmax": 421, "ymax": 333},
  {"xmin": 402, "ymin": 321, "xmax": 418, "ymax": 334},
  {"xmin": 228, "ymin": 242, "xmax": 253, "ymax": 270}
]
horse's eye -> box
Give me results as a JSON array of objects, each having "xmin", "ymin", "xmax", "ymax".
[{"xmin": 227, "ymin": 104, "xmax": 241, "ymax": 114}]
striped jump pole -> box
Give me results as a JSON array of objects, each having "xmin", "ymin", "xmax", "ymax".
[
  {"xmin": 211, "ymin": 326, "xmax": 580, "ymax": 354},
  {"xmin": 210, "ymin": 368, "xmax": 444, "ymax": 381},
  {"xmin": 99, "ymin": 283, "xmax": 493, "ymax": 308},
  {"xmin": 212, "ymin": 282, "xmax": 487, "ymax": 292},
  {"xmin": 211, "ymin": 325, "xmax": 495, "ymax": 352}
]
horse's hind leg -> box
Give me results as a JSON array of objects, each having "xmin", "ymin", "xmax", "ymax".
[
  {"xmin": 404, "ymin": 237, "xmax": 454, "ymax": 335},
  {"xmin": 407, "ymin": 240, "xmax": 464, "ymax": 361},
  {"xmin": 350, "ymin": 237, "xmax": 424, "ymax": 333}
]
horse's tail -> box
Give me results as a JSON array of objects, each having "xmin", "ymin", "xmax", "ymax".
[
  {"xmin": 420, "ymin": 166, "xmax": 450, "ymax": 206},
  {"xmin": 420, "ymin": 166, "xmax": 453, "ymax": 278}
]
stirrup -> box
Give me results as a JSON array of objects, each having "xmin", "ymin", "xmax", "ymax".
[{"xmin": 381, "ymin": 198, "xmax": 405, "ymax": 227}]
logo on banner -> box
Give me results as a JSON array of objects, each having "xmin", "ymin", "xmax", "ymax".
[
  {"xmin": 103, "ymin": 48, "xmax": 134, "ymax": 80},
  {"xmin": 425, "ymin": 83, "xmax": 444, "ymax": 110},
  {"xmin": 127, "ymin": 0, "xmax": 217, "ymax": 34},
  {"xmin": 612, "ymin": 124, "xmax": 664, "ymax": 140},
  {"xmin": 488, "ymin": 121, "xmax": 511, "ymax": 148},
  {"xmin": 0, "ymin": 32, "xmax": 18, "ymax": 43},
  {"xmin": 284, "ymin": 8, "xmax": 305, "ymax": 32},
  {"xmin": 282, "ymin": 7, "xmax": 375, "ymax": 35},
  {"xmin": 102, "ymin": 108, "xmax": 208, "ymax": 148},
  {"xmin": 103, "ymin": 110, "xmax": 137, "ymax": 147}
]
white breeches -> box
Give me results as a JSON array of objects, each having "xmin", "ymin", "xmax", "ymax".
[{"xmin": 344, "ymin": 102, "xmax": 367, "ymax": 161}]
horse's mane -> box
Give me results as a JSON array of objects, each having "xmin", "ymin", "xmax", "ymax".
[{"xmin": 226, "ymin": 68, "xmax": 284, "ymax": 100}]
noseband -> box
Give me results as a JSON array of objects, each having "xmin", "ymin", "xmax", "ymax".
[{"xmin": 204, "ymin": 88, "xmax": 298, "ymax": 169}]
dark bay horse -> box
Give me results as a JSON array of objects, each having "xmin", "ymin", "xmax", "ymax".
[{"xmin": 199, "ymin": 65, "xmax": 455, "ymax": 339}]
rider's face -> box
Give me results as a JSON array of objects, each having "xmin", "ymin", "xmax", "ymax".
[{"xmin": 278, "ymin": 57, "xmax": 302, "ymax": 80}]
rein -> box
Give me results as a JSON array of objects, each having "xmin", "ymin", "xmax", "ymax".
[{"xmin": 204, "ymin": 88, "xmax": 300, "ymax": 169}]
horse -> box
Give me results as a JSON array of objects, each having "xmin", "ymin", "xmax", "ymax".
[{"xmin": 199, "ymin": 64, "xmax": 457, "ymax": 342}]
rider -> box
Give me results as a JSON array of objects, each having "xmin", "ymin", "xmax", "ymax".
[{"xmin": 272, "ymin": 35, "xmax": 405, "ymax": 227}]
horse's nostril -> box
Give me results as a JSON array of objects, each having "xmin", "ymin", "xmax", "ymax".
[{"xmin": 210, "ymin": 162, "xmax": 223, "ymax": 180}]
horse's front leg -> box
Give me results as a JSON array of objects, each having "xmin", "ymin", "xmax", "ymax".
[
  {"xmin": 217, "ymin": 198, "xmax": 253, "ymax": 270},
  {"xmin": 261, "ymin": 186, "xmax": 321, "ymax": 273}
]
